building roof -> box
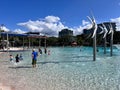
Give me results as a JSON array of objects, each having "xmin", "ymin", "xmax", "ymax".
[
  {"xmin": 1, "ymin": 32, "xmax": 47, "ymax": 38},
  {"xmin": 1, "ymin": 32, "xmax": 28, "ymax": 37}
]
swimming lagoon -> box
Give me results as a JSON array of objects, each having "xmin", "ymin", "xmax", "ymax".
[{"xmin": 1, "ymin": 46, "xmax": 120, "ymax": 90}]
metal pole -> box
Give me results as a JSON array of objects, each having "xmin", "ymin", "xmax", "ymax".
[
  {"xmin": 23, "ymin": 37, "xmax": 24, "ymax": 50},
  {"xmin": 45, "ymin": 36, "xmax": 46, "ymax": 48},
  {"xmin": 39, "ymin": 32, "xmax": 41, "ymax": 48},
  {"xmin": 0, "ymin": 24, "xmax": 2, "ymax": 38},
  {"xmin": 0, "ymin": 25, "xmax": 1, "ymax": 38},
  {"xmin": 110, "ymin": 32, "xmax": 113, "ymax": 56},
  {"xmin": 104, "ymin": 37, "xmax": 106, "ymax": 54},
  {"xmin": 39, "ymin": 38, "xmax": 41, "ymax": 48},
  {"xmin": 29, "ymin": 37, "xmax": 30, "ymax": 48},
  {"xmin": 13, "ymin": 38, "xmax": 15, "ymax": 47},
  {"xmin": 0, "ymin": 24, "xmax": 4, "ymax": 38},
  {"xmin": 7, "ymin": 32, "xmax": 9, "ymax": 52},
  {"xmin": 32, "ymin": 38, "xmax": 33, "ymax": 48},
  {"xmin": 93, "ymin": 33, "xmax": 96, "ymax": 61}
]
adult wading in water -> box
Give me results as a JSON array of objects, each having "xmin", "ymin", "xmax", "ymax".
[{"xmin": 32, "ymin": 49, "xmax": 38, "ymax": 68}]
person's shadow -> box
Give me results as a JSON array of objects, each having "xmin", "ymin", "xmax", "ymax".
[
  {"xmin": 37, "ymin": 60, "xmax": 93, "ymax": 65},
  {"xmin": 9, "ymin": 66, "xmax": 32, "ymax": 69}
]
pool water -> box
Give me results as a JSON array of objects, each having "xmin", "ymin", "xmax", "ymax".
[{"xmin": 8, "ymin": 46, "xmax": 120, "ymax": 90}]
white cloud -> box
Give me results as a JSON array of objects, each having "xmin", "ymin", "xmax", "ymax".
[
  {"xmin": 13, "ymin": 29, "xmax": 26, "ymax": 34},
  {"xmin": 45, "ymin": 16, "xmax": 60, "ymax": 23},
  {"xmin": 110, "ymin": 17, "xmax": 120, "ymax": 31},
  {"xmin": 1, "ymin": 26, "xmax": 10, "ymax": 32},
  {"xmin": 73, "ymin": 20, "xmax": 91, "ymax": 35},
  {"xmin": 18, "ymin": 16, "xmax": 68, "ymax": 36},
  {"xmin": 82, "ymin": 20, "xmax": 90, "ymax": 26}
]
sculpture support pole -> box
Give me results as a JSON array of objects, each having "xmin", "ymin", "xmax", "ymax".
[
  {"xmin": 44, "ymin": 37, "xmax": 46, "ymax": 48},
  {"xmin": 110, "ymin": 33, "xmax": 113, "ymax": 56},
  {"xmin": 93, "ymin": 33, "xmax": 96, "ymax": 61},
  {"xmin": 104, "ymin": 37, "xmax": 106, "ymax": 54}
]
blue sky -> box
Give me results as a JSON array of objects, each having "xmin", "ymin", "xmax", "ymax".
[{"xmin": 0, "ymin": 0, "xmax": 120, "ymax": 36}]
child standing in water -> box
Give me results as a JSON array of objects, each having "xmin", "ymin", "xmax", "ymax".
[
  {"xmin": 48, "ymin": 50, "xmax": 50, "ymax": 55},
  {"xmin": 19, "ymin": 53, "xmax": 23, "ymax": 61},
  {"xmin": 9, "ymin": 55, "xmax": 13, "ymax": 61}
]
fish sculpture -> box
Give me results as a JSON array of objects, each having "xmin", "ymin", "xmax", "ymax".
[
  {"xmin": 87, "ymin": 15, "xmax": 98, "ymax": 38},
  {"xmin": 108, "ymin": 23, "xmax": 114, "ymax": 35},
  {"xmin": 102, "ymin": 23, "xmax": 108, "ymax": 38}
]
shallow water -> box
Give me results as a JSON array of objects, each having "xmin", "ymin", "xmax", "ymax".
[{"xmin": 1, "ymin": 46, "xmax": 120, "ymax": 90}]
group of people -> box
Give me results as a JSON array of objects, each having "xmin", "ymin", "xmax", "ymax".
[
  {"xmin": 9, "ymin": 53, "xmax": 23, "ymax": 63},
  {"xmin": 9, "ymin": 47, "xmax": 50, "ymax": 68},
  {"xmin": 38, "ymin": 48, "xmax": 50, "ymax": 55}
]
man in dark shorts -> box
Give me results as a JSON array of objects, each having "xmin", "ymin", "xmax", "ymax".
[{"xmin": 32, "ymin": 49, "xmax": 38, "ymax": 68}]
